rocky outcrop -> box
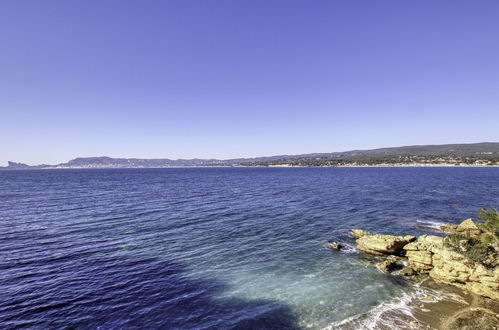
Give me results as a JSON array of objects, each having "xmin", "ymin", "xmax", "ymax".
[
  {"xmin": 376, "ymin": 257, "xmax": 401, "ymax": 272},
  {"xmin": 399, "ymin": 266, "xmax": 415, "ymax": 276},
  {"xmin": 431, "ymin": 254, "xmax": 499, "ymax": 300},
  {"xmin": 403, "ymin": 235, "xmax": 444, "ymax": 273},
  {"xmin": 440, "ymin": 218, "xmax": 482, "ymax": 238},
  {"xmin": 351, "ymin": 229, "xmax": 372, "ymax": 239},
  {"xmin": 402, "ymin": 233, "xmax": 499, "ymax": 300},
  {"xmin": 377, "ymin": 259, "xmax": 396, "ymax": 272},
  {"xmin": 355, "ymin": 233, "xmax": 416, "ymax": 255},
  {"xmin": 351, "ymin": 218, "xmax": 499, "ymax": 301}
]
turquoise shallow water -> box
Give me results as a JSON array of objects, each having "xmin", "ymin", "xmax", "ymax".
[{"xmin": 1, "ymin": 167, "xmax": 498, "ymax": 329}]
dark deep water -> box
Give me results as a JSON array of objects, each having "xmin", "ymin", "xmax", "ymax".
[{"xmin": 1, "ymin": 167, "xmax": 498, "ymax": 329}]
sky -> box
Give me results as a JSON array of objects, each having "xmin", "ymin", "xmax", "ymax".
[{"xmin": 1, "ymin": 0, "xmax": 498, "ymax": 165}]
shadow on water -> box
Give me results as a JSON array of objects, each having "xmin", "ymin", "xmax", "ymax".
[{"xmin": 0, "ymin": 256, "xmax": 301, "ymax": 329}]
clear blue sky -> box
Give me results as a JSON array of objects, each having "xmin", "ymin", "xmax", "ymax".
[{"xmin": 1, "ymin": 0, "xmax": 498, "ymax": 165}]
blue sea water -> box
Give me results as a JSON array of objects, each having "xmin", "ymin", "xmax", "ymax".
[{"xmin": 1, "ymin": 167, "xmax": 498, "ymax": 329}]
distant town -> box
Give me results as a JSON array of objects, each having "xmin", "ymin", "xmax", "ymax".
[{"xmin": 2, "ymin": 143, "xmax": 498, "ymax": 170}]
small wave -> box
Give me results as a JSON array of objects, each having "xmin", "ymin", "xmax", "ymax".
[
  {"xmin": 321, "ymin": 242, "xmax": 358, "ymax": 254},
  {"xmin": 414, "ymin": 219, "xmax": 448, "ymax": 231},
  {"xmin": 339, "ymin": 243, "xmax": 358, "ymax": 254},
  {"xmin": 325, "ymin": 283, "xmax": 454, "ymax": 330}
]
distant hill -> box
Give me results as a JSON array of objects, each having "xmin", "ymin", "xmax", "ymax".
[
  {"xmin": 241, "ymin": 142, "xmax": 499, "ymax": 166},
  {"xmin": 2, "ymin": 143, "xmax": 498, "ymax": 169}
]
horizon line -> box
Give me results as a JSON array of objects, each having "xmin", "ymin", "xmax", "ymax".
[{"xmin": 5, "ymin": 141, "xmax": 498, "ymax": 167}]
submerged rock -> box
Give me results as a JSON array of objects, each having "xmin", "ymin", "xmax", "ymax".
[
  {"xmin": 356, "ymin": 234, "xmax": 416, "ymax": 255},
  {"xmin": 328, "ymin": 242, "xmax": 343, "ymax": 251},
  {"xmin": 377, "ymin": 259, "xmax": 398, "ymax": 272}
]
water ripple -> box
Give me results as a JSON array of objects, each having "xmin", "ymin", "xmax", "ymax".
[{"xmin": 0, "ymin": 168, "xmax": 498, "ymax": 329}]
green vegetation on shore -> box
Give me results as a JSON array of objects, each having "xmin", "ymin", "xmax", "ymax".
[
  {"xmin": 444, "ymin": 208, "xmax": 498, "ymax": 266},
  {"xmin": 350, "ymin": 208, "xmax": 499, "ymax": 301},
  {"xmin": 477, "ymin": 207, "xmax": 499, "ymax": 237}
]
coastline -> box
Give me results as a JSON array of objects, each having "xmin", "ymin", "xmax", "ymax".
[
  {"xmin": 331, "ymin": 277, "xmax": 499, "ymax": 330},
  {"xmin": 414, "ymin": 279, "xmax": 499, "ymax": 330},
  {"xmin": 406, "ymin": 278, "xmax": 499, "ymax": 330},
  {"xmin": 341, "ymin": 217, "xmax": 499, "ymax": 329},
  {"xmin": 268, "ymin": 164, "xmax": 499, "ymax": 168},
  {"xmin": 1, "ymin": 164, "xmax": 498, "ymax": 170}
]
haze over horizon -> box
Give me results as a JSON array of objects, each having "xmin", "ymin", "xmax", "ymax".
[{"xmin": 1, "ymin": 0, "xmax": 499, "ymax": 166}]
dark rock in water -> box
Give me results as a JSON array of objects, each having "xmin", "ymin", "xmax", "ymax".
[
  {"xmin": 377, "ymin": 259, "xmax": 397, "ymax": 272},
  {"xmin": 376, "ymin": 258, "xmax": 405, "ymax": 272},
  {"xmin": 329, "ymin": 242, "xmax": 343, "ymax": 251},
  {"xmin": 399, "ymin": 266, "xmax": 415, "ymax": 276}
]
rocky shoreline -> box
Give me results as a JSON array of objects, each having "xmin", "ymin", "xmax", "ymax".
[
  {"xmin": 398, "ymin": 278, "xmax": 498, "ymax": 330},
  {"xmin": 330, "ymin": 217, "xmax": 499, "ymax": 329}
]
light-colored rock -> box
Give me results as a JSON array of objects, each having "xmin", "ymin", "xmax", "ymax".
[
  {"xmin": 440, "ymin": 224, "xmax": 459, "ymax": 233},
  {"xmin": 399, "ymin": 266, "xmax": 415, "ymax": 276},
  {"xmin": 404, "ymin": 236, "xmax": 441, "ymax": 273},
  {"xmin": 429, "ymin": 253, "xmax": 499, "ymax": 300},
  {"xmin": 440, "ymin": 248, "xmax": 466, "ymax": 261},
  {"xmin": 403, "ymin": 235, "xmax": 444, "ymax": 253},
  {"xmin": 402, "ymin": 242, "xmax": 419, "ymax": 251},
  {"xmin": 410, "ymin": 261, "xmax": 433, "ymax": 273},
  {"xmin": 464, "ymin": 282, "xmax": 499, "ymax": 300},
  {"xmin": 412, "ymin": 234, "xmax": 498, "ymax": 300},
  {"xmin": 477, "ymin": 276, "xmax": 497, "ymax": 286},
  {"xmin": 406, "ymin": 250, "xmax": 432, "ymax": 265},
  {"xmin": 450, "ymin": 296, "xmax": 469, "ymax": 305},
  {"xmin": 356, "ymin": 234, "xmax": 416, "ymax": 255},
  {"xmin": 469, "ymin": 264, "xmax": 493, "ymax": 281},
  {"xmin": 352, "ymin": 227, "xmax": 499, "ymax": 300},
  {"xmin": 419, "ymin": 234, "xmax": 444, "ymax": 245},
  {"xmin": 440, "ymin": 219, "xmax": 482, "ymax": 238},
  {"xmin": 458, "ymin": 218, "xmax": 480, "ymax": 230},
  {"xmin": 351, "ymin": 229, "xmax": 372, "ymax": 239}
]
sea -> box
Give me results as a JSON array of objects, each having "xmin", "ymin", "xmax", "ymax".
[{"xmin": 1, "ymin": 167, "xmax": 498, "ymax": 329}]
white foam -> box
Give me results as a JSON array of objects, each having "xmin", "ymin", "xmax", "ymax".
[
  {"xmin": 339, "ymin": 243, "xmax": 358, "ymax": 254},
  {"xmin": 414, "ymin": 219, "xmax": 448, "ymax": 231},
  {"xmin": 325, "ymin": 283, "xmax": 455, "ymax": 330},
  {"xmin": 321, "ymin": 242, "xmax": 358, "ymax": 254}
]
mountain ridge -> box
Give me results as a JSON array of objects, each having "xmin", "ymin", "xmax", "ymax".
[{"xmin": 2, "ymin": 142, "xmax": 499, "ymax": 169}]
